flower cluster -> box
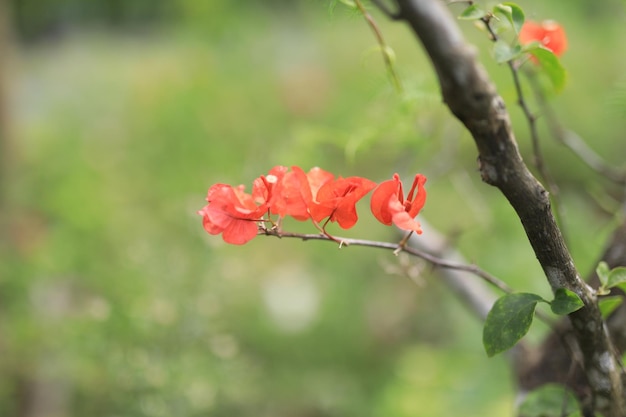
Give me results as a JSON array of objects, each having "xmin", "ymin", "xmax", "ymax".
[
  {"xmin": 199, "ymin": 166, "xmax": 427, "ymax": 245},
  {"xmin": 519, "ymin": 20, "xmax": 568, "ymax": 57}
]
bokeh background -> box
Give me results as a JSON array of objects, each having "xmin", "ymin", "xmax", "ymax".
[{"xmin": 1, "ymin": 0, "xmax": 625, "ymax": 416}]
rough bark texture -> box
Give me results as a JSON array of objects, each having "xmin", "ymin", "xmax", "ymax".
[
  {"xmin": 515, "ymin": 220, "xmax": 626, "ymax": 410},
  {"xmin": 380, "ymin": 0, "xmax": 625, "ymax": 415}
]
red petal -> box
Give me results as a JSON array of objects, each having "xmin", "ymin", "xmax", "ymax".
[
  {"xmin": 222, "ymin": 219, "xmax": 259, "ymax": 245},
  {"xmin": 389, "ymin": 199, "xmax": 423, "ymax": 234},
  {"xmin": 519, "ymin": 20, "xmax": 567, "ymax": 58},
  {"xmin": 307, "ymin": 167, "xmax": 334, "ymax": 197},
  {"xmin": 541, "ymin": 20, "xmax": 567, "ymax": 56},
  {"xmin": 199, "ymin": 205, "xmax": 231, "ymax": 235},
  {"xmin": 519, "ymin": 20, "xmax": 544, "ymax": 45},
  {"xmin": 309, "ymin": 176, "xmax": 376, "ymax": 226},
  {"xmin": 406, "ymin": 174, "xmax": 427, "ymax": 218},
  {"xmin": 332, "ymin": 177, "xmax": 377, "ymax": 228},
  {"xmin": 333, "ymin": 202, "xmax": 359, "ymax": 229},
  {"xmin": 269, "ymin": 166, "xmax": 312, "ymax": 220},
  {"xmin": 370, "ymin": 175, "xmax": 401, "ymax": 226}
]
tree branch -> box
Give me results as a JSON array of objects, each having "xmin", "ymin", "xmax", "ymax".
[
  {"xmin": 259, "ymin": 227, "xmax": 514, "ymax": 294},
  {"xmin": 527, "ymin": 71, "xmax": 626, "ymax": 185},
  {"xmin": 408, "ymin": 221, "xmax": 499, "ymax": 321},
  {"xmin": 381, "ymin": 0, "xmax": 624, "ymax": 414}
]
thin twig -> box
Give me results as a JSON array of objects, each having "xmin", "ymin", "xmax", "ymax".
[
  {"xmin": 260, "ymin": 228, "xmax": 563, "ymax": 326},
  {"xmin": 481, "ymin": 17, "xmax": 569, "ymax": 244},
  {"xmin": 526, "ymin": 71, "xmax": 626, "ymax": 185},
  {"xmin": 370, "ymin": 0, "xmax": 402, "ymax": 20},
  {"xmin": 354, "ymin": 0, "xmax": 403, "ymax": 93},
  {"xmin": 260, "ymin": 228, "xmax": 514, "ymax": 293}
]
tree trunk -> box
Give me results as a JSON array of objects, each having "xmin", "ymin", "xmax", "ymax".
[{"xmin": 375, "ymin": 0, "xmax": 625, "ymax": 415}]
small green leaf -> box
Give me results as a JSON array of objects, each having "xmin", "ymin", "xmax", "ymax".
[
  {"xmin": 607, "ymin": 266, "xmax": 626, "ymax": 289},
  {"xmin": 493, "ymin": 40, "xmax": 522, "ymax": 63},
  {"xmin": 518, "ymin": 384, "xmax": 579, "ymax": 417},
  {"xmin": 550, "ymin": 288, "xmax": 584, "ymax": 315},
  {"xmin": 494, "ymin": 3, "xmax": 525, "ymax": 33},
  {"xmin": 596, "ymin": 261, "xmax": 610, "ymax": 287},
  {"xmin": 483, "ymin": 293, "xmax": 544, "ymax": 357},
  {"xmin": 599, "ymin": 296, "xmax": 623, "ymax": 319},
  {"xmin": 338, "ymin": 0, "xmax": 357, "ymax": 9},
  {"xmin": 524, "ymin": 45, "xmax": 567, "ymax": 92},
  {"xmin": 458, "ymin": 4, "xmax": 487, "ymax": 20},
  {"xmin": 328, "ymin": 0, "xmax": 357, "ymax": 13}
]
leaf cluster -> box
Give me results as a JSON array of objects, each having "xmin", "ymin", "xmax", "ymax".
[
  {"xmin": 483, "ymin": 289, "xmax": 583, "ymax": 357},
  {"xmin": 459, "ymin": 2, "xmax": 566, "ymax": 92}
]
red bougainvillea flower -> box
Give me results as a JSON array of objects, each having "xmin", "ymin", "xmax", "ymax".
[
  {"xmin": 370, "ymin": 173, "xmax": 427, "ymax": 234},
  {"xmin": 200, "ymin": 165, "xmax": 381, "ymax": 244},
  {"xmin": 309, "ymin": 174, "xmax": 377, "ymax": 229},
  {"xmin": 268, "ymin": 166, "xmax": 375, "ymax": 229},
  {"xmin": 519, "ymin": 20, "xmax": 568, "ymax": 57},
  {"xmin": 253, "ymin": 165, "xmax": 288, "ymax": 207},
  {"xmin": 198, "ymin": 183, "xmax": 267, "ymax": 245},
  {"xmin": 269, "ymin": 166, "xmax": 316, "ymax": 221}
]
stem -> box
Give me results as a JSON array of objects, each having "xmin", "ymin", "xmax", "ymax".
[
  {"xmin": 260, "ymin": 227, "xmax": 565, "ymax": 328},
  {"xmin": 481, "ymin": 17, "xmax": 568, "ymax": 244},
  {"xmin": 354, "ymin": 0, "xmax": 403, "ymax": 93},
  {"xmin": 259, "ymin": 228, "xmax": 514, "ymax": 293},
  {"xmin": 526, "ymin": 70, "xmax": 626, "ymax": 185}
]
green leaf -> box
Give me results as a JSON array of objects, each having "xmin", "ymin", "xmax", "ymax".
[
  {"xmin": 550, "ymin": 288, "xmax": 584, "ymax": 315},
  {"xmin": 599, "ymin": 296, "xmax": 623, "ymax": 319},
  {"xmin": 517, "ymin": 384, "xmax": 579, "ymax": 417},
  {"xmin": 338, "ymin": 0, "xmax": 357, "ymax": 8},
  {"xmin": 483, "ymin": 293, "xmax": 544, "ymax": 357},
  {"xmin": 494, "ymin": 3, "xmax": 525, "ymax": 33},
  {"xmin": 458, "ymin": 4, "xmax": 487, "ymax": 20},
  {"xmin": 607, "ymin": 266, "xmax": 626, "ymax": 289},
  {"xmin": 524, "ymin": 45, "xmax": 567, "ymax": 92},
  {"xmin": 596, "ymin": 261, "xmax": 610, "ymax": 287},
  {"xmin": 493, "ymin": 40, "xmax": 522, "ymax": 63}
]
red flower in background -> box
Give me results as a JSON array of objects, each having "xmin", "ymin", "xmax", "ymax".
[
  {"xmin": 370, "ymin": 173, "xmax": 427, "ymax": 234},
  {"xmin": 519, "ymin": 20, "xmax": 568, "ymax": 57},
  {"xmin": 198, "ymin": 183, "xmax": 267, "ymax": 245}
]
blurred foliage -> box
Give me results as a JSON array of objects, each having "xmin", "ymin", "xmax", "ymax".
[{"xmin": 1, "ymin": 0, "xmax": 626, "ymax": 416}]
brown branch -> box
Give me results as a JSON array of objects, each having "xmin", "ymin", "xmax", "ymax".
[
  {"xmin": 516, "ymin": 217, "xmax": 626, "ymax": 413},
  {"xmin": 480, "ymin": 15, "xmax": 568, "ymax": 243},
  {"xmin": 379, "ymin": 0, "xmax": 623, "ymax": 414},
  {"xmin": 259, "ymin": 228, "xmax": 514, "ymax": 294},
  {"xmin": 261, "ymin": 226, "xmax": 568, "ymax": 335}
]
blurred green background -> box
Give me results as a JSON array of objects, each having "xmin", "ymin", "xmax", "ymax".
[{"xmin": 1, "ymin": 0, "xmax": 625, "ymax": 416}]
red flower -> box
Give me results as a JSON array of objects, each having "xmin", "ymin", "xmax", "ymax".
[
  {"xmin": 310, "ymin": 175, "xmax": 377, "ymax": 229},
  {"xmin": 268, "ymin": 166, "xmax": 375, "ymax": 229},
  {"xmin": 519, "ymin": 20, "xmax": 567, "ymax": 57},
  {"xmin": 200, "ymin": 165, "xmax": 381, "ymax": 244},
  {"xmin": 269, "ymin": 166, "xmax": 315, "ymax": 221},
  {"xmin": 198, "ymin": 183, "xmax": 267, "ymax": 245},
  {"xmin": 253, "ymin": 165, "xmax": 288, "ymax": 206},
  {"xmin": 370, "ymin": 173, "xmax": 427, "ymax": 234}
]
